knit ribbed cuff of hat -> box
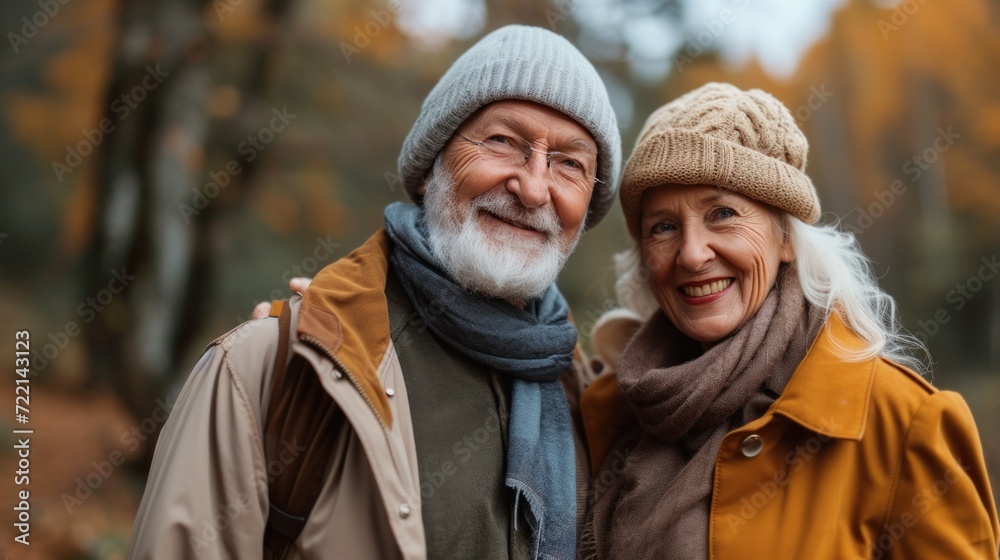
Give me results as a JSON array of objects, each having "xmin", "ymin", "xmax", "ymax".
[{"xmin": 620, "ymin": 129, "xmax": 821, "ymax": 238}]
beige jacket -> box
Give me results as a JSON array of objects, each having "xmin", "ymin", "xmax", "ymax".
[{"xmin": 128, "ymin": 230, "xmax": 590, "ymax": 560}]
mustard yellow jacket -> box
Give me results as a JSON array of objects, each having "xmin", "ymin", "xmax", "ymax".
[{"xmin": 583, "ymin": 313, "xmax": 1000, "ymax": 559}]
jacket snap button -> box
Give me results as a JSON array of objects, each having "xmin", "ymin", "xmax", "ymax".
[
  {"xmin": 399, "ymin": 503, "xmax": 411, "ymax": 519},
  {"xmin": 741, "ymin": 434, "xmax": 764, "ymax": 457},
  {"xmin": 385, "ymin": 387, "xmax": 395, "ymax": 397},
  {"xmin": 333, "ymin": 369, "xmax": 344, "ymax": 380}
]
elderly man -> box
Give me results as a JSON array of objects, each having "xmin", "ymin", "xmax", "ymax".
[{"xmin": 128, "ymin": 25, "xmax": 620, "ymax": 560}]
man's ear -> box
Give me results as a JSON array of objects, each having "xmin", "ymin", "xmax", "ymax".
[{"xmin": 417, "ymin": 177, "xmax": 427, "ymax": 196}]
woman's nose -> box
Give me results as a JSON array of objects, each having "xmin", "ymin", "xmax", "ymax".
[{"xmin": 676, "ymin": 228, "xmax": 715, "ymax": 271}]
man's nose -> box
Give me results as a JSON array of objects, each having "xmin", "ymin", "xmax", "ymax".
[{"xmin": 506, "ymin": 150, "xmax": 551, "ymax": 208}]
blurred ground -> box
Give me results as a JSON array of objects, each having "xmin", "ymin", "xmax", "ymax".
[{"xmin": 1, "ymin": 390, "xmax": 139, "ymax": 560}]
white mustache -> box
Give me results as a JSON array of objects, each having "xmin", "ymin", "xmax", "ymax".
[{"xmin": 472, "ymin": 190, "xmax": 561, "ymax": 236}]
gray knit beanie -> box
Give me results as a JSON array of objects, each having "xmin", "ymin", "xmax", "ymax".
[
  {"xmin": 620, "ymin": 82, "xmax": 821, "ymax": 239},
  {"xmin": 398, "ymin": 25, "xmax": 621, "ymax": 230}
]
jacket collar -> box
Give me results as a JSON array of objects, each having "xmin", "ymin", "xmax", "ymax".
[
  {"xmin": 769, "ymin": 312, "xmax": 877, "ymax": 441},
  {"xmin": 296, "ymin": 229, "xmax": 395, "ymax": 427},
  {"xmin": 582, "ymin": 311, "xmax": 880, "ymax": 468}
]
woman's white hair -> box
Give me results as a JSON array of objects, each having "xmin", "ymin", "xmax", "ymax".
[{"xmin": 613, "ymin": 216, "xmax": 930, "ymax": 373}]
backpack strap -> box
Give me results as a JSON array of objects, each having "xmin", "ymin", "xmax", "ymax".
[
  {"xmin": 262, "ymin": 299, "xmax": 344, "ymax": 559},
  {"xmin": 271, "ymin": 299, "xmax": 291, "ymax": 385}
]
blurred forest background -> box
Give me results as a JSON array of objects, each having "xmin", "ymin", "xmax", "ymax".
[{"xmin": 1, "ymin": 0, "xmax": 998, "ymax": 557}]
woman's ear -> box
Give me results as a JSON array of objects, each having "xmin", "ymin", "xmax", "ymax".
[
  {"xmin": 780, "ymin": 239, "xmax": 795, "ymax": 263},
  {"xmin": 775, "ymin": 212, "xmax": 795, "ymax": 263}
]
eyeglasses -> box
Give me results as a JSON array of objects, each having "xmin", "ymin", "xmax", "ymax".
[{"xmin": 457, "ymin": 133, "xmax": 603, "ymax": 189}]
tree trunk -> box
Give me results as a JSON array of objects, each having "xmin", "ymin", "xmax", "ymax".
[{"xmin": 83, "ymin": 0, "xmax": 297, "ymax": 467}]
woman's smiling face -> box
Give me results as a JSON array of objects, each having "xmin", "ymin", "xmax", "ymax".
[{"xmin": 639, "ymin": 183, "xmax": 794, "ymax": 344}]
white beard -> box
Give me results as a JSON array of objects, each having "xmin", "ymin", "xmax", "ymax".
[{"xmin": 422, "ymin": 162, "xmax": 581, "ymax": 301}]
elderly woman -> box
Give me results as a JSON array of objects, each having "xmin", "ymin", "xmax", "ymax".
[{"xmin": 579, "ymin": 83, "xmax": 999, "ymax": 559}]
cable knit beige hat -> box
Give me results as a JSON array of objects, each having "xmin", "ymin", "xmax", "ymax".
[{"xmin": 620, "ymin": 82, "xmax": 821, "ymax": 238}]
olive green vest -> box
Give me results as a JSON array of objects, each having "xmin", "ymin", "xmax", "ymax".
[{"xmin": 386, "ymin": 268, "xmax": 532, "ymax": 559}]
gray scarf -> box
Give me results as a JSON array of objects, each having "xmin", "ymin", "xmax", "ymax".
[
  {"xmin": 580, "ymin": 266, "xmax": 824, "ymax": 559},
  {"xmin": 384, "ymin": 202, "xmax": 578, "ymax": 560}
]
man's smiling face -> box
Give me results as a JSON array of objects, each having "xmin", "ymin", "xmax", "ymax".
[
  {"xmin": 434, "ymin": 100, "xmax": 598, "ymax": 258},
  {"xmin": 418, "ymin": 100, "xmax": 599, "ymax": 301}
]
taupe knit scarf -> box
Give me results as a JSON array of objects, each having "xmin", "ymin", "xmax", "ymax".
[{"xmin": 580, "ymin": 266, "xmax": 824, "ymax": 559}]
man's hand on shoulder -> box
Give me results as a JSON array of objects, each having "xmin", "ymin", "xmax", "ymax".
[{"xmin": 250, "ymin": 277, "xmax": 313, "ymax": 319}]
